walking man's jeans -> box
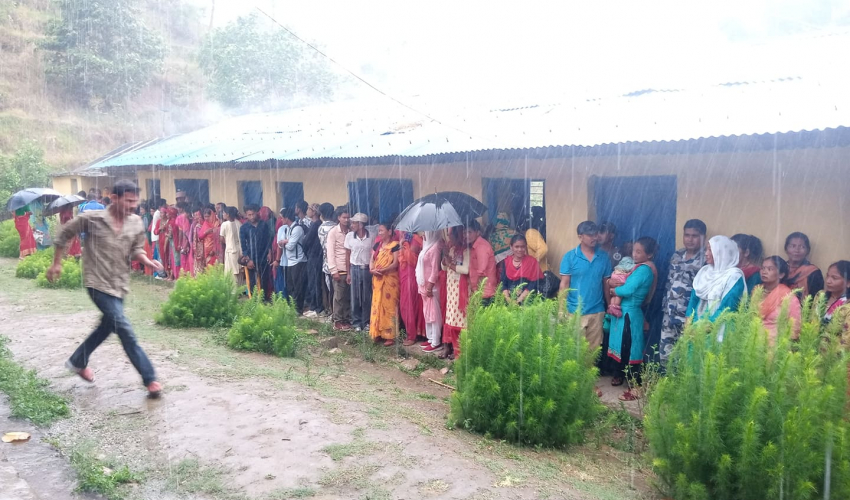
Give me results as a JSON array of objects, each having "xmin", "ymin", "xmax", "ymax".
[
  {"xmin": 350, "ymin": 266, "xmax": 373, "ymax": 329},
  {"xmin": 69, "ymin": 288, "xmax": 157, "ymax": 386}
]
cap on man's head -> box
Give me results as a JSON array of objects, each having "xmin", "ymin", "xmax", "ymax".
[
  {"xmin": 577, "ymin": 221, "xmax": 599, "ymax": 235},
  {"xmin": 351, "ymin": 213, "xmax": 369, "ymax": 223}
]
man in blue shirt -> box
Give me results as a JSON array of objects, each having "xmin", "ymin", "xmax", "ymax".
[{"xmin": 559, "ymin": 221, "xmax": 612, "ymax": 350}]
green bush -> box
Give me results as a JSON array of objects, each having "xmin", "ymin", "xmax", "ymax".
[
  {"xmin": 449, "ymin": 292, "xmax": 602, "ymax": 447},
  {"xmin": 156, "ymin": 266, "xmax": 239, "ymax": 328},
  {"xmin": 15, "ymin": 248, "xmax": 55, "ymax": 279},
  {"xmin": 645, "ymin": 291, "xmax": 850, "ymax": 500},
  {"xmin": 0, "ymin": 219, "xmax": 20, "ymax": 258},
  {"xmin": 36, "ymin": 257, "xmax": 82, "ymax": 289},
  {"xmin": 227, "ymin": 293, "xmax": 299, "ymax": 358}
]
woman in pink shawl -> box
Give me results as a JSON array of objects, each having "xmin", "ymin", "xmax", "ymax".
[
  {"xmin": 417, "ymin": 231, "xmax": 444, "ymax": 352},
  {"xmin": 176, "ymin": 206, "xmax": 192, "ymax": 277}
]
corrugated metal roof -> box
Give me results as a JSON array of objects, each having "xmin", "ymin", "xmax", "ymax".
[{"xmin": 86, "ymin": 76, "xmax": 850, "ymax": 170}]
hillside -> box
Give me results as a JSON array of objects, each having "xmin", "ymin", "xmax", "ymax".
[{"xmin": 0, "ymin": 0, "xmax": 214, "ymax": 172}]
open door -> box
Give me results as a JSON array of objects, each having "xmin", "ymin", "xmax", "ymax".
[{"xmin": 594, "ymin": 175, "xmax": 677, "ymax": 361}]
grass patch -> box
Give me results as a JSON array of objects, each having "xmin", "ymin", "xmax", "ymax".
[
  {"xmin": 321, "ymin": 439, "xmax": 385, "ymax": 461},
  {"xmin": 318, "ymin": 463, "xmax": 381, "ymax": 489},
  {"xmin": 0, "ymin": 335, "xmax": 69, "ymax": 426},
  {"xmin": 69, "ymin": 444, "xmax": 140, "ymax": 500}
]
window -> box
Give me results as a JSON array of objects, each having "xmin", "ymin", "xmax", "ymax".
[
  {"xmin": 348, "ymin": 179, "xmax": 413, "ymax": 223},
  {"xmin": 174, "ymin": 179, "xmax": 210, "ymax": 205},
  {"xmin": 239, "ymin": 181, "xmax": 263, "ymax": 208},
  {"xmin": 279, "ymin": 182, "xmax": 304, "ymax": 210}
]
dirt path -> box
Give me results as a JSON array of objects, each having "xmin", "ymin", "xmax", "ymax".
[{"xmin": 0, "ymin": 264, "xmax": 654, "ymax": 500}]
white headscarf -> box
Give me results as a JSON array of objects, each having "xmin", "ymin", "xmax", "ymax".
[
  {"xmin": 416, "ymin": 231, "xmax": 442, "ymax": 287},
  {"xmin": 692, "ymin": 235, "xmax": 746, "ymax": 310}
]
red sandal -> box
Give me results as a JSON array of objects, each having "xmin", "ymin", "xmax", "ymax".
[{"xmin": 619, "ymin": 390, "xmax": 640, "ymax": 401}]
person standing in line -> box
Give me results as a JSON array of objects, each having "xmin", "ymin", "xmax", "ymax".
[
  {"xmin": 687, "ymin": 235, "xmax": 747, "ymax": 324},
  {"xmin": 317, "ymin": 203, "xmax": 337, "ymax": 319},
  {"xmin": 756, "ymin": 255, "xmax": 802, "ymax": 344},
  {"xmin": 369, "ymin": 222, "xmax": 401, "ymax": 346},
  {"xmin": 295, "ymin": 200, "xmax": 312, "ymax": 228},
  {"xmin": 559, "ymin": 221, "xmax": 612, "ymax": 352},
  {"xmin": 399, "ymin": 231, "xmax": 425, "ymax": 346},
  {"xmin": 659, "ymin": 219, "xmax": 706, "ymax": 365},
  {"xmin": 58, "ymin": 206, "xmax": 83, "ymax": 259},
  {"xmin": 190, "ymin": 209, "xmax": 206, "ymax": 275},
  {"xmin": 418, "ymin": 231, "xmax": 444, "ymax": 352},
  {"xmin": 466, "ymin": 220, "xmax": 498, "ymax": 305},
  {"xmin": 149, "ymin": 198, "xmax": 166, "ymax": 265},
  {"xmin": 201, "ymin": 207, "xmax": 220, "ymax": 267},
  {"xmin": 49, "ymin": 180, "xmax": 164, "ymax": 398},
  {"xmin": 175, "ymin": 202, "xmax": 192, "ymax": 278},
  {"xmin": 327, "ymin": 206, "xmax": 352, "ymax": 330},
  {"xmin": 442, "ymin": 226, "xmax": 470, "ymax": 358},
  {"xmin": 731, "ymin": 233, "xmax": 764, "ymax": 292},
  {"xmin": 345, "ymin": 213, "xmax": 375, "ymax": 332},
  {"xmin": 277, "ymin": 208, "xmax": 308, "ymax": 314},
  {"xmin": 598, "ymin": 222, "xmax": 623, "ymax": 269},
  {"xmin": 240, "ymin": 205, "xmax": 273, "ymax": 300},
  {"xmin": 784, "ymin": 231, "xmax": 825, "ymax": 299},
  {"xmin": 220, "ymin": 207, "xmax": 242, "ymax": 284},
  {"xmin": 300, "ymin": 203, "xmax": 324, "ymax": 318}
]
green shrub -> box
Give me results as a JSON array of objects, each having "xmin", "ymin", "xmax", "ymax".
[
  {"xmin": 15, "ymin": 248, "xmax": 55, "ymax": 279},
  {"xmin": 449, "ymin": 292, "xmax": 602, "ymax": 447},
  {"xmin": 0, "ymin": 219, "xmax": 20, "ymax": 258},
  {"xmin": 156, "ymin": 266, "xmax": 239, "ymax": 328},
  {"xmin": 36, "ymin": 257, "xmax": 82, "ymax": 289},
  {"xmin": 645, "ymin": 291, "xmax": 850, "ymax": 500},
  {"xmin": 227, "ymin": 293, "xmax": 299, "ymax": 357}
]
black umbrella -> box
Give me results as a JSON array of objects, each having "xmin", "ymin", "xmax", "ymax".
[
  {"xmin": 5, "ymin": 187, "xmax": 63, "ymax": 212},
  {"xmin": 43, "ymin": 194, "xmax": 86, "ymax": 216},
  {"xmin": 394, "ymin": 191, "xmax": 488, "ymax": 232}
]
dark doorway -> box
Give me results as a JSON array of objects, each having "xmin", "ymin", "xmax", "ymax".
[
  {"xmin": 239, "ymin": 181, "xmax": 263, "ymax": 208},
  {"xmin": 146, "ymin": 179, "xmax": 161, "ymax": 202},
  {"xmin": 279, "ymin": 182, "xmax": 304, "ymax": 210},
  {"xmin": 483, "ymin": 178, "xmax": 546, "ymax": 237},
  {"xmin": 348, "ymin": 179, "xmax": 414, "ymax": 224},
  {"xmin": 593, "ymin": 175, "xmax": 677, "ymax": 362},
  {"xmin": 174, "ymin": 179, "xmax": 209, "ymax": 205}
]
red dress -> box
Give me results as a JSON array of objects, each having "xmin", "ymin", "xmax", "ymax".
[
  {"xmin": 15, "ymin": 213, "xmax": 36, "ymax": 258},
  {"xmin": 59, "ymin": 209, "xmax": 81, "ymax": 258}
]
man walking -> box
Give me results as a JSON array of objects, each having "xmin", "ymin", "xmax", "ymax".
[
  {"xmin": 240, "ymin": 205, "xmax": 273, "ymax": 300},
  {"xmin": 49, "ymin": 180, "xmax": 164, "ymax": 398},
  {"xmin": 277, "ymin": 208, "xmax": 308, "ymax": 314},
  {"xmin": 559, "ymin": 221, "xmax": 612, "ymax": 351},
  {"xmin": 659, "ymin": 219, "xmax": 707, "ymax": 366},
  {"xmin": 326, "ymin": 206, "xmax": 352, "ymax": 330},
  {"xmin": 345, "ymin": 213, "xmax": 375, "ymax": 332}
]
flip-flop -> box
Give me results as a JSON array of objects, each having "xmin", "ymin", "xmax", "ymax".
[
  {"xmin": 383, "ymin": 340, "xmax": 394, "ymax": 347},
  {"xmin": 619, "ymin": 390, "xmax": 640, "ymax": 401},
  {"xmin": 611, "ymin": 377, "xmax": 625, "ymax": 386}
]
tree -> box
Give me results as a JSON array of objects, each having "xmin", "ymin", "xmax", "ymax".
[
  {"xmin": 0, "ymin": 142, "xmax": 53, "ymax": 210},
  {"xmin": 198, "ymin": 14, "xmax": 336, "ymax": 108},
  {"xmin": 41, "ymin": 0, "xmax": 165, "ymax": 109}
]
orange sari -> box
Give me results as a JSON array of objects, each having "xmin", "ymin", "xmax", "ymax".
[{"xmin": 370, "ymin": 240, "xmax": 400, "ymax": 340}]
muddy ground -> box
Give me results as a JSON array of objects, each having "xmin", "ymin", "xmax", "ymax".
[{"xmin": 0, "ymin": 259, "xmax": 656, "ymax": 500}]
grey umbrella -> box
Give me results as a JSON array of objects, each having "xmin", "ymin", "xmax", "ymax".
[
  {"xmin": 43, "ymin": 194, "xmax": 86, "ymax": 216},
  {"xmin": 393, "ymin": 191, "xmax": 488, "ymax": 233},
  {"xmin": 5, "ymin": 187, "xmax": 63, "ymax": 212}
]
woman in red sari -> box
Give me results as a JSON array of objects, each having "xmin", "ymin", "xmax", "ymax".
[
  {"xmin": 191, "ymin": 209, "xmax": 206, "ymax": 274},
  {"xmin": 201, "ymin": 208, "xmax": 220, "ymax": 267},
  {"xmin": 500, "ymin": 234, "xmax": 543, "ymax": 304},
  {"xmin": 14, "ymin": 206, "xmax": 37, "ymax": 259},
  {"xmin": 785, "ymin": 232, "xmax": 824, "ymax": 299},
  {"xmin": 58, "ymin": 207, "xmax": 82, "ymax": 258},
  {"xmin": 399, "ymin": 232, "xmax": 425, "ymax": 346}
]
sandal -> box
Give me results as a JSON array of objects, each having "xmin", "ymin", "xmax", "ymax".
[
  {"xmin": 402, "ymin": 339, "xmax": 416, "ymax": 346},
  {"xmin": 383, "ymin": 340, "xmax": 394, "ymax": 347},
  {"xmin": 611, "ymin": 376, "xmax": 624, "ymax": 387},
  {"xmin": 595, "ymin": 387, "xmax": 603, "ymax": 398},
  {"xmin": 619, "ymin": 390, "xmax": 640, "ymax": 401}
]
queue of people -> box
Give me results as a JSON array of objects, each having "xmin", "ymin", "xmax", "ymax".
[{"xmin": 44, "ymin": 191, "xmax": 850, "ymax": 395}]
